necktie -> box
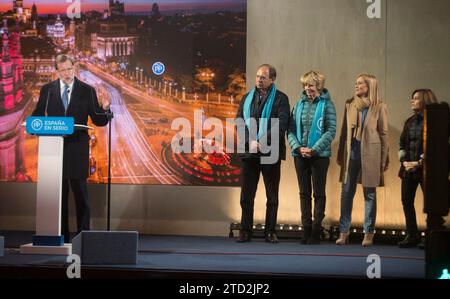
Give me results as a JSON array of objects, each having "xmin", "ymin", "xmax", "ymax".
[
  {"xmin": 257, "ymin": 93, "xmax": 265, "ymax": 112},
  {"xmin": 62, "ymin": 84, "xmax": 69, "ymax": 111}
]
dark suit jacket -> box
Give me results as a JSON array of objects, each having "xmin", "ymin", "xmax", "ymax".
[
  {"xmin": 236, "ymin": 87, "xmax": 290, "ymax": 161},
  {"xmin": 32, "ymin": 77, "xmax": 109, "ymax": 179}
]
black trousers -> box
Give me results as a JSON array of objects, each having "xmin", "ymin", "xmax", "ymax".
[
  {"xmin": 294, "ymin": 156, "xmax": 330, "ymax": 229},
  {"xmin": 61, "ymin": 178, "xmax": 90, "ymax": 242},
  {"xmin": 240, "ymin": 157, "xmax": 281, "ymax": 235},
  {"xmin": 401, "ymin": 172, "xmax": 423, "ymax": 235}
]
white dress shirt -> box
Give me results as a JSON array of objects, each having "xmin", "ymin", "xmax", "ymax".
[{"xmin": 59, "ymin": 79, "xmax": 75, "ymax": 105}]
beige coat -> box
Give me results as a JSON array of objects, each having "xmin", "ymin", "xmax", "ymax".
[{"xmin": 337, "ymin": 99, "xmax": 389, "ymax": 187}]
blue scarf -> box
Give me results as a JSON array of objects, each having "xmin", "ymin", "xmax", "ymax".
[
  {"xmin": 243, "ymin": 84, "xmax": 277, "ymax": 140},
  {"xmin": 295, "ymin": 96, "xmax": 326, "ymax": 148}
]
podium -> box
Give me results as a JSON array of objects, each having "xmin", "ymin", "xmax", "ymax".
[{"xmin": 20, "ymin": 116, "xmax": 92, "ymax": 255}]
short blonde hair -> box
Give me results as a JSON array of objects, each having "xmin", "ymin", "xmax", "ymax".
[{"xmin": 300, "ymin": 71, "xmax": 325, "ymax": 93}]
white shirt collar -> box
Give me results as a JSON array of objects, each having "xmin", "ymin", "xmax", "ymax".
[{"xmin": 59, "ymin": 78, "xmax": 75, "ymax": 101}]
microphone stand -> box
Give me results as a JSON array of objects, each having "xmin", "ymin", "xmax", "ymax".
[
  {"xmin": 90, "ymin": 88, "xmax": 114, "ymax": 231},
  {"xmin": 104, "ymin": 110, "xmax": 114, "ymax": 231}
]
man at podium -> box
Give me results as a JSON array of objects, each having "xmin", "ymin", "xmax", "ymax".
[{"xmin": 32, "ymin": 54, "xmax": 111, "ymax": 243}]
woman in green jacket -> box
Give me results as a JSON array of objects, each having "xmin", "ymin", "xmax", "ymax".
[{"xmin": 288, "ymin": 70, "xmax": 337, "ymax": 244}]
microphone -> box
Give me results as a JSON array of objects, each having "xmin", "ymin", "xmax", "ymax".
[
  {"xmin": 44, "ymin": 88, "xmax": 51, "ymax": 116},
  {"xmin": 66, "ymin": 87, "xmax": 71, "ymax": 107}
]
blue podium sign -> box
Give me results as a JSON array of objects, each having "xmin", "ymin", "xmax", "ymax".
[{"xmin": 26, "ymin": 116, "xmax": 74, "ymax": 135}]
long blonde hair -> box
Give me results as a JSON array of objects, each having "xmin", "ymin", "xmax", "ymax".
[{"xmin": 356, "ymin": 73, "xmax": 381, "ymax": 105}]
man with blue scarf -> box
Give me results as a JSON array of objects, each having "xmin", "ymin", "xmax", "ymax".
[
  {"xmin": 288, "ymin": 71, "xmax": 336, "ymax": 244},
  {"xmin": 235, "ymin": 64, "xmax": 290, "ymax": 243}
]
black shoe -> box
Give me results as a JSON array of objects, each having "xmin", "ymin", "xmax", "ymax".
[
  {"xmin": 308, "ymin": 226, "xmax": 321, "ymax": 245},
  {"xmin": 236, "ymin": 231, "xmax": 251, "ymax": 243},
  {"xmin": 63, "ymin": 232, "xmax": 71, "ymax": 244},
  {"xmin": 301, "ymin": 226, "xmax": 311, "ymax": 244},
  {"xmin": 398, "ymin": 234, "xmax": 420, "ymax": 248},
  {"xmin": 265, "ymin": 232, "xmax": 279, "ymax": 244},
  {"xmin": 417, "ymin": 237, "xmax": 425, "ymax": 250}
]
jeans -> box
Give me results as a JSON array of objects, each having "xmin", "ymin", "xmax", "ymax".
[
  {"xmin": 339, "ymin": 159, "xmax": 376, "ymax": 233},
  {"xmin": 294, "ymin": 156, "xmax": 330, "ymax": 229}
]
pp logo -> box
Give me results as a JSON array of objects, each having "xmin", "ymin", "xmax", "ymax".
[
  {"xmin": 152, "ymin": 62, "xmax": 165, "ymax": 76},
  {"xmin": 317, "ymin": 117, "xmax": 323, "ymax": 131},
  {"xmin": 31, "ymin": 119, "xmax": 43, "ymax": 131}
]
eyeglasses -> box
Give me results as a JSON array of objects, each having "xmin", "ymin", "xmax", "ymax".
[{"xmin": 57, "ymin": 68, "xmax": 74, "ymax": 73}]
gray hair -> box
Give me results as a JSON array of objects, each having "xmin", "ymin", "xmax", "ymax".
[{"xmin": 54, "ymin": 54, "xmax": 75, "ymax": 70}]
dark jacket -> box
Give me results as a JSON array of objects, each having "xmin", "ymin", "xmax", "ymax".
[
  {"xmin": 32, "ymin": 77, "xmax": 109, "ymax": 179},
  {"xmin": 236, "ymin": 87, "xmax": 290, "ymax": 161},
  {"xmin": 398, "ymin": 113, "xmax": 423, "ymax": 178}
]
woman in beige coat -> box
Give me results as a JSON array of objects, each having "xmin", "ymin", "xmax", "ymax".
[{"xmin": 335, "ymin": 74, "xmax": 389, "ymax": 246}]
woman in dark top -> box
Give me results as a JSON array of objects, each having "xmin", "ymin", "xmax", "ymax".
[{"xmin": 397, "ymin": 89, "xmax": 438, "ymax": 248}]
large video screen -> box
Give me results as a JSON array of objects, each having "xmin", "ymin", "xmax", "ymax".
[{"xmin": 0, "ymin": 0, "xmax": 246, "ymax": 186}]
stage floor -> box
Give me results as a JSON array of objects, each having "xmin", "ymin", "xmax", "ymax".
[{"xmin": 0, "ymin": 231, "xmax": 425, "ymax": 279}]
